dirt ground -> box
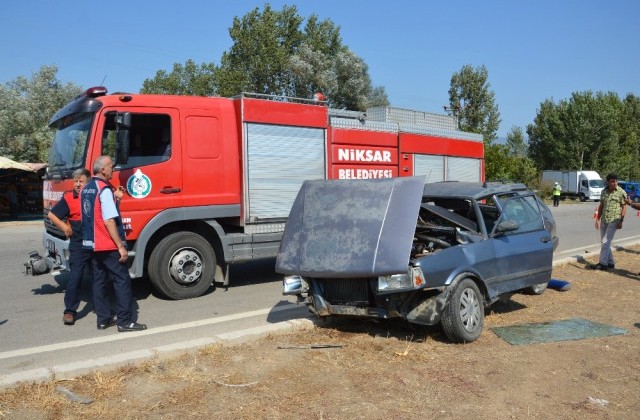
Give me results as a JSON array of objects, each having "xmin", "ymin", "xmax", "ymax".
[{"xmin": 1, "ymin": 247, "xmax": 640, "ymax": 419}]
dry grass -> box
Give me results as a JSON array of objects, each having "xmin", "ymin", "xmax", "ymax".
[{"xmin": 1, "ymin": 247, "xmax": 640, "ymax": 419}]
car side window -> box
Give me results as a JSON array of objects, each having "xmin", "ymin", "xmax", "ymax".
[
  {"xmin": 101, "ymin": 112, "xmax": 172, "ymax": 168},
  {"xmin": 499, "ymin": 196, "xmax": 544, "ymax": 235}
]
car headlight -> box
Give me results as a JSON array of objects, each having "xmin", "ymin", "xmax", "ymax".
[
  {"xmin": 378, "ymin": 267, "xmax": 425, "ymax": 291},
  {"xmin": 283, "ymin": 275, "xmax": 308, "ymax": 295}
]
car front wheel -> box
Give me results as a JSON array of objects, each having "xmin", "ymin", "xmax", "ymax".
[{"xmin": 441, "ymin": 278, "xmax": 484, "ymax": 343}]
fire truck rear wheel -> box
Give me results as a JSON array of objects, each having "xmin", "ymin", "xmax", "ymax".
[{"xmin": 148, "ymin": 232, "xmax": 215, "ymax": 299}]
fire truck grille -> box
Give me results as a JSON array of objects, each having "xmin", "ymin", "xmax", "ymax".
[
  {"xmin": 43, "ymin": 209, "xmax": 65, "ymax": 239},
  {"xmin": 315, "ymin": 278, "xmax": 372, "ymax": 306}
]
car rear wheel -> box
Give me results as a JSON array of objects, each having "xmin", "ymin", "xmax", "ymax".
[{"xmin": 441, "ymin": 278, "xmax": 484, "ymax": 343}]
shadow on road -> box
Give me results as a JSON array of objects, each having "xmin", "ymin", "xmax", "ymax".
[
  {"xmin": 31, "ymin": 283, "xmax": 64, "ymax": 295},
  {"xmin": 266, "ymin": 300, "xmax": 308, "ymax": 323}
]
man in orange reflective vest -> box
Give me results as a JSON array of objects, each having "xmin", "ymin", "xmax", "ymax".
[
  {"xmin": 48, "ymin": 168, "xmax": 92, "ymax": 325},
  {"xmin": 81, "ymin": 155, "xmax": 147, "ymax": 332}
]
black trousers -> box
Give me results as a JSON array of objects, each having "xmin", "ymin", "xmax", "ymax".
[
  {"xmin": 92, "ymin": 251, "xmax": 134, "ymax": 327},
  {"xmin": 64, "ymin": 244, "xmax": 92, "ymax": 314}
]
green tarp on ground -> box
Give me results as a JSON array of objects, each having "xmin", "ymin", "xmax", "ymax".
[{"xmin": 491, "ymin": 318, "xmax": 628, "ymax": 345}]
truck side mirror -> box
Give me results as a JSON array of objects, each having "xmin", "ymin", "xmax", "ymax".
[{"xmin": 115, "ymin": 112, "xmax": 131, "ymax": 165}]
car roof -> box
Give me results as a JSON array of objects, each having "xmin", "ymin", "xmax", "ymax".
[{"xmin": 422, "ymin": 181, "xmax": 530, "ymax": 200}]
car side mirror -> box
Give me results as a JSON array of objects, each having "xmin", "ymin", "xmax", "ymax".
[{"xmin": 494, "ymin": 219, "xmax": 519, "ymax": 235}]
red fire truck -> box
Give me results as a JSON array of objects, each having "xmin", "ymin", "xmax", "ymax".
[{"xmin": 43, "ymin": 87, "xmax": 484, "ymax": 299}]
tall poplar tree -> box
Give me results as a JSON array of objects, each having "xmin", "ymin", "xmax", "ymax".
[{"xmin": 448, "ymin": 64, "xmax": 501, "ymax": 145}]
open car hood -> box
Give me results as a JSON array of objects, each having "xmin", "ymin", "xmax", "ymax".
[{"xmin": 275, "ymin": 177, "xmax": 425, "ymax": 278}]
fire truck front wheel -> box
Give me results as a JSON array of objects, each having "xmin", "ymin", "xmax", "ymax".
[{"xmin": 148, "ymin": 232, "xmax": 215, "ymax": 299}]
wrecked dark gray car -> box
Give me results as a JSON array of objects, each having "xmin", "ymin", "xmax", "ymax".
[{"xmin": 276, "ymin": 177, "xmax": 558, "ymax": 343}]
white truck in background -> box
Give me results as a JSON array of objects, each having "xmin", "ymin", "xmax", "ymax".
[{"xmin": 542, "ymin": 170, "xmax": 605, "ymax": 202}]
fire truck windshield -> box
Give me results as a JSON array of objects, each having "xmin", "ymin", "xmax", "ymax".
[{"xmin": 47, "ymin": 112, "xmax": 94, "ymax": 178}]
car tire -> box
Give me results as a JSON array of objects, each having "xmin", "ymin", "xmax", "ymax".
[
  {"xmin": 148, "ymin": 232, "xmax": 215, "ymax": 299},
  {"xmin": 526, "ymin": 282, "xmax": 548, "ymax": 295},
  {"xmin": 579, "ymin": 193, "xmax": 586, "ymax": 202},
  {"xmin": 441, "ymin": 278, "xmax": 484, "ymax": 343}
]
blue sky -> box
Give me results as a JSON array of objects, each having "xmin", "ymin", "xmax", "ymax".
[{"xmin": 1, "ymin": 1, "xmax": 638, "ymax": 138}]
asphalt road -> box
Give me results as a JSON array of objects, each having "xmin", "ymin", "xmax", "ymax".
[{"xmin": 1, "ymin": 200, "xmax": 640, "ymax": 386}]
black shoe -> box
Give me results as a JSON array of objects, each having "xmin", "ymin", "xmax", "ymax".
[
  {"xmin": 592, "ymin": 263, "xmax": 609, "ymax": 271},
  {"xmin": 63, "ymin": 312, "xmax": 75, "ymax": 326},
  {"xmin": 608, "ymin": 264, "xmax": 615, "ymax": 270},
  {"xmin": 117, "ymin": 322, "xmax": 147, "ymax": 332},
  {"xmin": 97, "ymin": 315, "xmax": 117, "ymax": 330}
]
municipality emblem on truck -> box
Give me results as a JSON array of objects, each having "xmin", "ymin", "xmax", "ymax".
[{"xmin": 127, "ymin": 169, "xmax": 152, "ymax": 199}]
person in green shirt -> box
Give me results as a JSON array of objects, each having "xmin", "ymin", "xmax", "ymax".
[
  {"xmin": 552, "ymin": 182, "xmax": 562, "ymax": 207},
  {"xmin": 593, "ymin": 173, "xmax": 627, "ymax": 270}
]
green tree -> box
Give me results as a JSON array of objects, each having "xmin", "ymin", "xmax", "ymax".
[
  {"xmin": 526, "ymin": 99, "xmax": 565, "ymax": 170},
  {"xmin": 506, "ymin": 126, "xmax": 528, "ymax": 157},
  {"xmin": 0, "ymin": 65, "xmax": 82, "ymax": 162},
  {"xmin": 216, "ymin": 4, "xmax": 304, "ymax": 97},
  {"xmin": 448, "ymin": 64, "xmax": 501, "ymax": 145},
  {"xmin": 215, "ymin": 4, "xmax": 387, "ymax": 109},
  {"xmin": 288, "ymin": 42, "xmax": 388, "ymax": 109},
  {"xmin": 619, "ymin": 94, "xmax": 640, "ymax": 180},
  {"xmin": 485, "ymin": 140, "xmax": 537, "ymax": 186},
  {"xmin": 141, "ymin": 59, "xmax": 218, "ymax": 96},
  {"xmin": 527, "ymin": 91, "xmax": 624, "ymax": 175},
  {"xmin": 140, "ymin": 5, "xmax": 387, "ymax": 109},
  {"xmin": 485, "ymin": 125, "xmax": 537, "ymax": 186},
  {"xmin": 331, "ymin": 48, "xmax": 388, "ymax": 109}
]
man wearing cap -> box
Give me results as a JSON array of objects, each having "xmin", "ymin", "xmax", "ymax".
[
  {"xmin": 593, "ymin": 173, "xmax": 627, "ymax": 270},
  {"xmin": 552, "ymin": 182, "xmax": 562, "ymax": 207}
]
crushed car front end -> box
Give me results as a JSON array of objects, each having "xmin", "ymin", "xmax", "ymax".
[
  {"xmin": 277, "ymin": 177, "xmax": 555, "ymax": 342},
  {"xmin": 277, "ymin": 177, "xmax": 482, "ymax": 326},
  {"xmin": 283, "ymin": 265, "xmax": 441, "ymax": 320}
]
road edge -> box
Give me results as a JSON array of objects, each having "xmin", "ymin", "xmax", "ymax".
[
  {"xmin": 0, "ymin": 318, "xmax": 315, "ymax": 389},
  {"xmin": 3, "ymin": 238, "xmax": 638, "ymax": 389}
]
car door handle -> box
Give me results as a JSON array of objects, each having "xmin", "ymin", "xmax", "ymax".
[
  {"xmin": 160, "ymin": 188, "xmax": 181, "ymax": 194},
  {"xmin": 540, "ymin": 236, "xmax": 551, "ymax": 243}
]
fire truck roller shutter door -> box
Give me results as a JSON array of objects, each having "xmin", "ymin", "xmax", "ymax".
[
  {"xmin": 246, "ymin": 123, "xmax": 325, "ymax": 221},
  {"xmin": 448, "ymin": 157, "xmax": 481, "ymax": 182}
]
